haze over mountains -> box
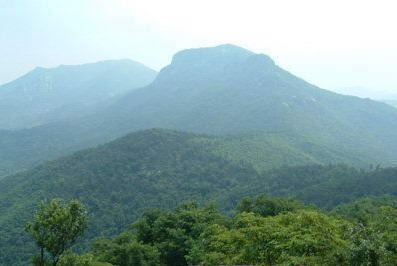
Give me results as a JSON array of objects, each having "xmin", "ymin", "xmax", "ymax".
[
  {"xmin": 332, "ymin": 86, "xmax": 397, "ymax": 109},
  {"xmin": 1, "ymin": 44, "xmax": 397, "ymax": 178},
  {"xmin": 0, "ymin": 59, "xmax": 157, "ymax": 130}
]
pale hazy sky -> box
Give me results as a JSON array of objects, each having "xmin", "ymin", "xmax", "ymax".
[{"xmin": 1, "ymin": 0, "xmax": 397, "ymax": 98}]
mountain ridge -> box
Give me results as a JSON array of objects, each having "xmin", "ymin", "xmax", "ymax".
[
  {"xmin": 0, "ymin": 59, "xmax": 157, "ymax": 129},
  {"xmin": 1, "ymin": 44, "xmax": 397, "ymax": 177}
]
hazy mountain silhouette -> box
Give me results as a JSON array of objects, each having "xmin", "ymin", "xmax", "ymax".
[{"xmin": 0, "ymin": 59, "xmax": 157, "ymax": 129}]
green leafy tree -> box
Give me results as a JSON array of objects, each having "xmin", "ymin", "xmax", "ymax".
[
  {"xmin": 347, "ymin": 224, "xmax": 386, "ymax": 266},
  {"xmin": 332, "ymin": 198, "xmax": 397, "ymax": 264},
  {"xmin": 25, "ymin": 199, "xmax": 88, "ymax": 266},
  {"xmin": 58, "ymin": 251, "xmax": 95, "ymax": 266},
  {"xmin": 132, "ymin": 202, "xmax": 225, "ymax": 266}
]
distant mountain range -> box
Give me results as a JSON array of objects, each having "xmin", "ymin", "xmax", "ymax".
[
  {"xmin": 0, "ymin": 59, "xmax": 157, "ymax": 130},
  {"xmin": 1, "ymin": 44, "xmax": 397, "ymax": 178},
  {"xmin": 331, "ymin": 86, "xmax": 391, "ymax": 99},
  {"xmin": 332, "ymin": 86, "xmax": 397, "ymax": 109}
]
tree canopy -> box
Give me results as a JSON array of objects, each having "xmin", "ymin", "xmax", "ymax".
[{"xmin": 25, "ymin": 199, "xmax": 88, "ymax": 266}]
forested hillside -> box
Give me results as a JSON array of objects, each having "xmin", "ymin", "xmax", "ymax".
[
  {"xmin": 0, "ymin": 129, "xmax": 258, "ymax": 264},
  {"xmin": 220, "ymin": 164, "xmax": 397, "ymax": 210},
  {"xmin": 1, "ymin": 129, "xmax": 397, "ymax": 264},
  {"xmin": 0, "ymin": 126, "xmax": 371, "ymax": 179}
]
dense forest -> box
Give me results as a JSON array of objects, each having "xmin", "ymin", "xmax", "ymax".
[
  {"xmin": 1, "ymin": 129, "xmax": 397, "ymax": 265},
  {"xmin": 24, "ymin": 195, "xmax": 397, "ymax": 265}
]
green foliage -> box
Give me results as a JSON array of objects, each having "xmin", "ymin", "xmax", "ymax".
[
  {"xmin": 89, "ymin": 202, "xmax": 226, "ymax": 266},
  {"xmin": 331, "ymin": 196, "xmax": 397, "ymax": 224},
  {"xmin": 91, "ymin": 233, "xmax": 160, "ymax": 266},
  {"xmin": 333, "ymin": 205, "xmax": 397, "ymax": 265},
  {"xmin": 190, "ymin": 211, "xmax": 350, "ymax": 265},
  {"xmin": 209, "ymin": 131, "xmax": 373, "ymax": 172},
  {"xmin": 237, "ymin": 194, "xmax": 305, "ymax": 217},
  {"xmin": 331, "ymin": 197, "xmax": 397, "ymax": 265},
  {"xmin": 88, "ymin": 198, "xmax": 397, "ymax": 266},
  {"xmin": 13, "ymin": 195, "xmax": 397, "ymax": 265},
  {"xmin": 25, "ymin": 199, "xmax": 88, "ymax": 266},
  {"xmin": 132, "ymin": 202, "xmax": 225, "ymax": 266},
  {"xmin": 347, "ymin": 224, "xmax": 387, "ymax": 266},
  {"xmin": 370, "ymin": 207, "xmax": 397, "ymax": 263},
  {"xmin": 58, "ymin": 251, "xmax": 98, "ymax": 266},
  {"xmin": 221, "ymin": 164, "xmax": 397, "ymax": 210}
]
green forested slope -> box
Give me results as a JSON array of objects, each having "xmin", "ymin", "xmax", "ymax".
[
  {"xmin": 0, "ymin": 129, "xmax": 258, "ymax": 264},
  {"xmin": 221, "ymin": 164, "xmax": 397, "ymax": 210},
  {"xmin": 208, "ymin": 131, "xmax": 372, "ymax": 172},
  {"xmin": 0, "ymin": 126, "xmax": 371, "ymax": 179},
  {"xmin": 2, "ymin": 129, "xmax": 397, "ymax": 264}
]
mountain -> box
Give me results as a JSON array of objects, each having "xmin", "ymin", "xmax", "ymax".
[
  {"xmin": 94, "ymin": 45, "xmax": 397, "ymax": 166},
  {"xmin": 2, "ymin": 44, "xmax": 397, "ymax": 177},
  {"xmin": 0, "ymin": 59, "xmax": 157, "ymax": 130}
]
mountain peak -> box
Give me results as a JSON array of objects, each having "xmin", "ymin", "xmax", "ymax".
[
  {"xmin": 166, "ymin": 44, "xmax": 277, "ymax": 71},
  {"xmin": 212, "ymin": 43, "xmax": 255, "ymax": 54},
  {"xmin": 154, "ymin": 44, "xmax": 276, "ymax": 85},
  {"xmin": 171, "ymin": 44, "xmax": 255, "ymax": 66}
]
